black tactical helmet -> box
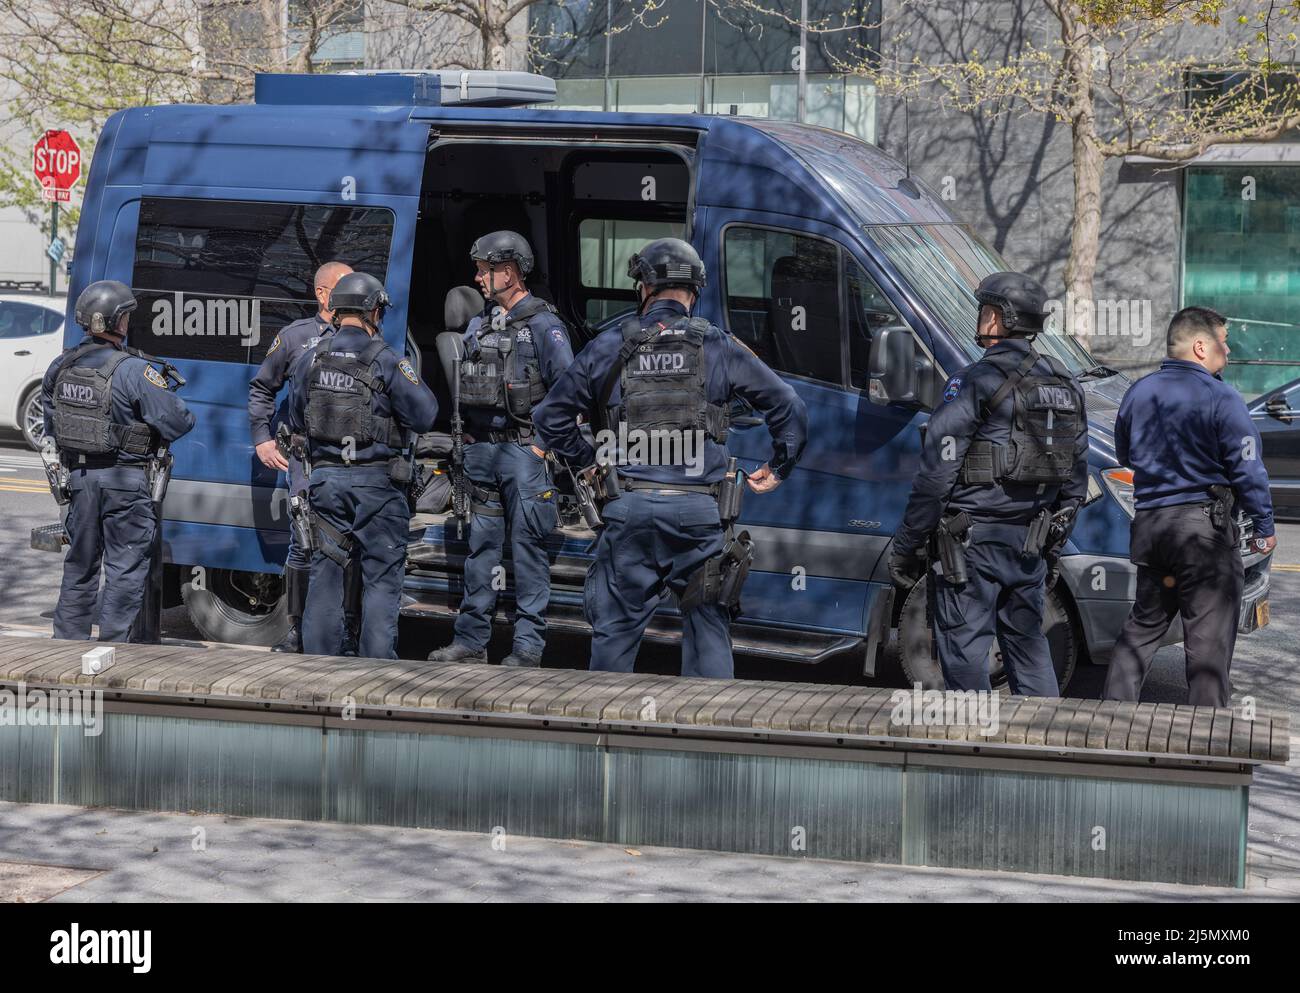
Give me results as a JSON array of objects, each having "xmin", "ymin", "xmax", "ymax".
[
  {"xmin": 75, "ymin": 279, "xmax": 136, "ymax": 335},
  {"xmin": 470, "ymin": 230, "xmax": 534, "ymax": 277},
  {"xmin": 329, "ymin": 272, "xmax": 390, "ymax": 316},
  {"xmin": 627, "ymin": 238, "xmax": 706, "ymax": 291},
  {"xmin": 974, "ymin": 271, "xmax": 1049, "ymax": 334}
]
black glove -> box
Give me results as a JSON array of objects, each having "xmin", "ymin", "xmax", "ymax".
[
  {"xmin": 889, "ymin": 545, "xmax": 928, "ymax": 590},
  {"xmin": 1045, "ymin": 552, "xmax": 1061, "ymax": 592}
]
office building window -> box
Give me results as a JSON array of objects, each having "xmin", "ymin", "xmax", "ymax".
[{"xmin": 1184, "ymin": 165, "xmax": 1300, "ymax": 395}]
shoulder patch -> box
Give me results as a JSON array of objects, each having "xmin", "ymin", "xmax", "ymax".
[
  {"xmin": 729, "ymin": 334, "xmax": 758, "ymax": 358},
  {"xmin": 942, "ymin": 377, "xmax": 962, "ymax": 403},
  {"xmin": 549, "ymin": 325, "xmax": 567, "ymax": 345},
  {"xmin": 143, "ymin": 365, "xmax": 168, "ymax": 389},
  {"xmin": 398, "ymin": 358, "xmax": 420, "ymax": 384},
  {"xmin": 267, "ymin": 335, "xmax": 282, "ymax": 356}
]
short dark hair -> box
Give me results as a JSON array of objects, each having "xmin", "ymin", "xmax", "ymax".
[{"xmin": 1167, "ymin": 306, "xmax": 1226, "ymax": 354}]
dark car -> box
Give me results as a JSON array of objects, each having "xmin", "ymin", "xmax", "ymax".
[{"xmin": 1249, "ymin": 375, "xmax": 1300, "ymax": 523}]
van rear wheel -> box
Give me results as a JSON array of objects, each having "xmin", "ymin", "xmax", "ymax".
[
  {"xmin": 181, "ymin": 568, "xmax": 289, "ymax": 647},
  {"xmin": 896, "ymin": 576, "xmax": 1076, "ymax": 694}
]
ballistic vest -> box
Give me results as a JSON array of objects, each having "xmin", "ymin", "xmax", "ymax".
[
  {"xmin": 959, "ymin": 347, "xmax": 1083, "ymax": 486},
  {"xmin": 303, "ymin": 337, "xmax": 403, "ymax": 448},
  {"xmin": 605, "ymin": 316, "xmax": 729, "ymax": 459},
  {"xmin": 51, "ymin": 342, "xmax": 155, "ymax": 457},
  {"xmin": 458, "ymin": 297, "xmax": 558, "ymax": 420}
]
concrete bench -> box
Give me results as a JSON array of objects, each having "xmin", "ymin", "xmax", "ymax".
[{"xmin": 0, "ymin": 637, "xmax": 1288, "ymax": 887}]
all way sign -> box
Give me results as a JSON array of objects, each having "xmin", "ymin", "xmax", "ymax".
[{"xmin": 33, "ymin": 129, "xmax": 82, "ymax": 202}]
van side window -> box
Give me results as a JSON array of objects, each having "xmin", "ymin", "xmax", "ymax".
[
  {"xmin": 723, "ymin": 226, "xmax": 842, "ymax": 385},
  {"xmin": 579, "ymin": 217, "xmax": 686, "ymax": 324},
  {"xmin": 846, "ymin": 258, "xmax": 907, "ymax": 390},
  {"xmin": 131, "ymin": 197, "xmax": 395, "ymax": 364}
]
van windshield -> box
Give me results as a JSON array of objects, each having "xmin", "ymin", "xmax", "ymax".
[{"xmin": 866, "ymin": 222, "xmax": 1094, "ymax": 375}]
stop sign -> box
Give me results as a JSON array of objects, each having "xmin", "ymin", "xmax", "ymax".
[{"xmin": 33, "ymin": 130, "xmax": 82, "ymax": 203}]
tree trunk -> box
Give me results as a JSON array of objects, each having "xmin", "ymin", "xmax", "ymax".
[{"xmin": 1058, "ymin": 1, "xmax": 1101, "ymax": 347}]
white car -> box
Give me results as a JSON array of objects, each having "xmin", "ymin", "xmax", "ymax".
[{"xmin": 0, "ymin": 290, "xmax": 67, "ymax": 449}]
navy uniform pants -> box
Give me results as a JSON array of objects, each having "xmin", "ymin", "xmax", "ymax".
[
  {"xmin": 453, "ymin": 441, "xmax": 558, "ymax": 657},
  {"xmin": 585, "ymin": 489, "xmax": 731, "ymax": 678},
  {"xmin": 302, "ymin": 466, "xmax": 408, "ymax": 659},
  {"xmin": 931, "ymin": 520, "xmax": 1060, "ymax": 696},
  {"xmin": 54, "ymin": 466, "xmax": 156, "ymax": 643},
  {"xmin": 1103, "ymin": 503, "xmax": 1243, "ymax": 708}
]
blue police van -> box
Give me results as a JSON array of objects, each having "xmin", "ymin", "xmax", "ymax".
[{"xmin": 49, "ymin": 69, "xmax": 1271, "ymax": 689}]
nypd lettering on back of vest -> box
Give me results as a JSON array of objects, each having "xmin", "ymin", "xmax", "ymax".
[
  {"xmin": 318, "ymin": 369, "xmax": 356, "ymax": 391},
  {"xmin": 59, "ymin": 382, "xmax": 96, "ymax": 404}
]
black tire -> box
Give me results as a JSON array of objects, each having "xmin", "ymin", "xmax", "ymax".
[
  {"xmin": 180, "ymin": 567, "xmax": 289, "ymax": 647},
  {"xmin": 20, "ymin": 386, "xmax": 43, "ymax": 451},
  {"xmin": 896, "ymin": 576, "xmax": 1077, "ymax": 693}
]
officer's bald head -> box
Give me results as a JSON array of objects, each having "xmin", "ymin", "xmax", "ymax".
[
  {"xmin": 315, "ymin": 262, "xmax": 353, "ymax": 292},
  {"xmin": 314, "ymin": 262, "xmax": 353, "ymax": 316}
]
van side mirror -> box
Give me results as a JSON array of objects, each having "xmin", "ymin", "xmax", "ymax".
[{"xmin": 867, "ymin": 327, "xmax": 928, "ymax": 408}]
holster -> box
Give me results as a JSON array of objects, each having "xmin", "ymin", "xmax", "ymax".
[
  {"xmin": 1022, "ymin": 508, "xmax": 1053, "ymax": 557},
  {"xmin": 679, "ymin": 530, "xmax": 755, "ymax": 620},
  {"xmin": 1208, "ymin": 485, "xmax": 1234, "ymax": 532},
  {"xmin": 312, "ymin": 512, "xmax": 355, "ymax": 568},
  {"xmin": 932, "ymin": 512, "xmax": 971, "ymax": 586},
  {"xmin": 289, "ymin": 494, "xmax": 316, "ymax": 554}
]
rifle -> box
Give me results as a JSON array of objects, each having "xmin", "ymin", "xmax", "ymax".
[
  {"xmin": 39, "ymin": 440, "xmax": 70, "ymax": 506},
  {"xmin": 450, "ymin": 357, "xmax": 469, "ymax": 539}
]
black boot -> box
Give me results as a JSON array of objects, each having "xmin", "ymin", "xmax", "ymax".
[
  {"xmin": 501, "ymin": 649, "xmax": 542, "ymax": 668},
  {"xmin": 427, "ymin": 641, "xmax": 487, "ymax": 664},
  {"xmin": 341, "ymin": 614, "xmax": 360, "ymax": 657},
  {"xmin": 272, "ymin": 565, "xmax": 309, "ymax": 653}
]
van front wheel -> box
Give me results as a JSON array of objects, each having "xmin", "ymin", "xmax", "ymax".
[
  {"xmin": 896, "ymin": 575, "xmax": 1076, "ymax": 694},
  {"xmin": 180, "ymin": 568, "xmax": 289, "ymax": 647}
]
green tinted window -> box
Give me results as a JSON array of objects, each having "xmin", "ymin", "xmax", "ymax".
[{"xmin": 1184, "ymin": 166, "xmax": 1300, "ymax": 395}]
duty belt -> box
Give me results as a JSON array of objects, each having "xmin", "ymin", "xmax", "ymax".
[
  {"xmin": 620, "ymin": 476, "xmax": 719, "ymax": 497},
  {"xmin": 312, "ymin": 457, "xmax": 392, "ymax": 468},
  {"xmin": 470, "ymin": 426, "xmax": 533, "ymax": 445}
]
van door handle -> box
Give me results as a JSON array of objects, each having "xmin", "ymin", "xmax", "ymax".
[{"xmin": 13, "ymin": 350, "xmax": 31, "ymax": 356}]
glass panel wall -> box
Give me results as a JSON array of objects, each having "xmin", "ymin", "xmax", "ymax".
[{"xmin": 1183, "ymin": 165, "xmax": 1300, "ymax": 396}]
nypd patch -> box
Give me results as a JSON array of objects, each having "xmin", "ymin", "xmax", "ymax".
[
  {"xmin": 266, "ymin": 335, "xmax": 282, "ymax": 355},
  {"xmin": 549, "ymin": 326, "xmax": 566, "ymax": 345},
  {"xmin": 942, "ymin": 377, "xmax": 962, "ymax": 403},
  {"xmin": 398, "ymin": 358, "xmax": 419, "ymax": 384},
  {"xmin": 144, "ymin": 365, "xmax": 168, "ymax": 389}
]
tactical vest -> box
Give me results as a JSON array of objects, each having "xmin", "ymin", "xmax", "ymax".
[
  {"xmin": 459, "ymin": 296, "xmax": 559, "ymax": 422},
  {"xmin": 304, "ymin": 337, "xmax": 403, "ymax": 449},
  {"xmin": 602, "ymin": 316, "xmax": 729, "ymax": 459},
  {"xmin": 959, "ymin": 347, "xmax": 1083, "ymax": 486},
  {"xmin": 51, "ymin": 342, "xmax": 155, "ymax": 457}
]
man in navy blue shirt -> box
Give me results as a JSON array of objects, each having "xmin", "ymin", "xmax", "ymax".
[
  {"xmin": 283, "ymin": 273, "xmax": 438, "ymax": 659},
  {"xmin": 533, "ymin": 238, "xmax": 807, "ymax": 679},
  {"xmin": 427, "ymin": 232, "xmax": 574, "ymax": 668},
  {"xmin": 248, "ymin": 260, "xmax": 353, "ymax": 654},
  {"xmin": 43, "ymin": 280, "xmax": 195, "ymax": 642},
  {"xmin": 1104, "ymin": 306, "xmax": 1275, "ymax": 707}
]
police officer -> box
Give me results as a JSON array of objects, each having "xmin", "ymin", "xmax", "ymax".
[
  {"xmin": 1103, "ymin": 307, "xmax": 1275, "ymax": 708},
  {"xmin": 249, "ymin": 261, "xmax": 358, "ymax": 654},
  {"xmin": 532, "ymin": 238, "xmax": 808, "ymax": 679},
  {"xmin": 283, "ymin": 273, "xmax": 438, "ymax": 658},
  {"xmin": 43, "ymin": 280, "xmax": 195, "ymax": 642},
  {"xmin": 888, "ymin": 272, "xmax": 1088, "ymax": 696},
  {"xmin": 427, "ymin": 231, "xmax": 574, "ymax": 667}
]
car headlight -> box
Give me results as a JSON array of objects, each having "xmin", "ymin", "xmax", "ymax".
[{"xmin": 1101, "ymin": 467, "xmax": 1135, "ymax": 518}]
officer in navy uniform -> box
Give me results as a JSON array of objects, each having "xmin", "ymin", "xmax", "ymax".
[
  {"xmin": 532, "ymin": 239, "xmax": 808, "ymax": 678},
  {"xmin": 427, "ymin": 231, "xmax": 574, "ymax": 668},
  {"xmin": 1103, "ymin": 306, "xmax": 1276, "ymax": 708},
  {"xmin": 283, "ymin": 273, "xmax": 438, "ymax": 658},
  {"xmin": 249, "ymin": 260, "xmax": 359, "ymax": 654},
  {"xmin": 889, "ymin": 272, "xmax": 1089, "ymax": 696},
  {"xmin": 43, "ymin": 280, "xmax": 195, "ymax": 642}
]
